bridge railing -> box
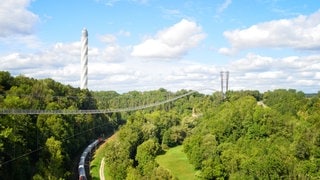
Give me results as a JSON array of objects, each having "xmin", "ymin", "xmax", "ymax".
[{"xmin": 0, "ymin": 90, "xmax": 196, "ymax": 115}]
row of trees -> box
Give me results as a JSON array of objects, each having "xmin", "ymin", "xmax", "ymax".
[{"xmin": 0, "ymin": 71, "xmax": 113, "ymax": 179}]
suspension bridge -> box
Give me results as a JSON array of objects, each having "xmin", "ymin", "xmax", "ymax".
[
  {"xmin": 0, "ymin": 89, "xmax": 200, "ymax": 168},
  {"xmin": 0, "ymin": 90, "xmax": 197, "ymax": 115}
]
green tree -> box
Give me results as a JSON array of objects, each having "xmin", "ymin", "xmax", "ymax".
[
  {"xmin": 162, "ymin": 126, "xmax": 186, "ymax": 148},
  {"xmin": 0, "ymin": 71, "xmax": 13, "ymax": 93},
  {"xmin": 135, "ymin": 139, "xmax": 161, "ymax": 175},
  {"xmin": 263, "ymin": 89, "xmax": 305, "ymax": 116},
  {"xmin": 104, "ymin": 140, "xmax": 133, "ymax": 179}
]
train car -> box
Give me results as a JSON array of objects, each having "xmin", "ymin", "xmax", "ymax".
[
  {"xmin": 78, "ymin": 164, "xmax": 87, "ymax": 180},
  {"xmin": 78, "ymin": 138, "xmax": 103, "ymax": 180}
]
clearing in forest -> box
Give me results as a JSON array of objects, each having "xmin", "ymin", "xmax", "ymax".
[{"xmin": 156, "ymin": 145, "xmax": 199, "ymax": 180}]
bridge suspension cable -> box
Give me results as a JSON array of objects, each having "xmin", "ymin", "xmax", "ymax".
[{"xmin": 0, "ymin": 90, "xmax": 196, "ymax": 115}]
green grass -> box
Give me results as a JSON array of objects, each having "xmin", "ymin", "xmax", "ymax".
[
  {"xmin": 156, "ymin": 145, "xmax": 199, "ymax": 180},
  {"xmin": 90, "ymin": 141, "xmax": 108, "ymax": 180},
  {"xmin": 90, "ymin": 135, "xmax": 116, "ymax": 180}
]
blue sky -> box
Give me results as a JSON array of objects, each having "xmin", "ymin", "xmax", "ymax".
[{"xmin": 1, "ymin": 0, "xmax": 320, "ymax": 93}]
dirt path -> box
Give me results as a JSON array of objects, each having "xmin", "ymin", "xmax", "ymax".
[{"xmin": 99, "ymin": 157, "xmax": 105, "ymax": 180}]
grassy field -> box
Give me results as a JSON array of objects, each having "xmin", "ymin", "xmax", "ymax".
[
  {"xmin": 91, "ymin": 140, "xmax": 197, "ymax": 179},
  {"xmin": 90, "ymin": 135, "xmax": 116, "ymax": 180},
  {"xmin": 156, "ymin": 145, "xmax": 199, "ymax": 180}
]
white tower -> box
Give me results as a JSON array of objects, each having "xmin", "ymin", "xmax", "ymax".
[
  {"xmin": 81, "ymin": 28, "xmax": 88, "ymax": 90},
  {"xmin": 220, "ymin": 71, "xmax": 224, "ymax": 96},
  {"xmin": 220, "ymin": 71, "xmax": 229, "ymax": 99}
]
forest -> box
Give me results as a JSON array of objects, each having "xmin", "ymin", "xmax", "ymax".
[
  {"xmin": 0, "ymin": 71, "xmax": 114, "ymax": 179},
  {"xmin": 0, "ymin": 71, "xmax": 320, "ymax": 179},
  {"xmin": 99, "ymin": 89, "xmax": 320, "ymax": 179}
]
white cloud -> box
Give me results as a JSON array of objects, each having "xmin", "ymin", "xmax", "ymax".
[
  {"xmin": 230, "ymin": 53, "xmax": 275, "ymax": 71},
  {"xmin": 131, "ymin": 0, "xmax": 149, "ymax": 4},
  {"xmin": 1, "ymin": 1, "xmax": 319, "ymax": 94},
  {"xmin": 161, "ymin": 8, "xmax": 186, "ymax": 20},
  {"xmin": 1, "ymin": 44, "xmax": 320, "ymax": 93},
  {"xmin": 228, "ymin": 53, "xmax": 320, "ymax": 92},
  {"xmin": 131, "ymin": 19, "xmax": 206, "ymax": 59},
  {"xmin": 98, "ymin": 34, "xmax": 117, "ymax": 44},
  {"xmin": 0, "ymin": 34, "xmax": 42, "ymax": 50},
  {"xmin": 220, "ymin": 10, "xmax": 320, "ymax": 54},
  {"xmin": 89, "ymin": 63, "xmax": 131, "ymax": 77},
  {"xmin": 0, "ymin": 40, "xmax": 137, "ymax": 91},
  {"xmin": 100, "ymin": 45, "xmax": 127, "ymax": 62},
  {"xmin": 217, "ymin": 0, "xmax": 232, "ymax": 13},
  {"xmin": 117, "ymin": 30, "xmax": 131, "ymax": 37},
  {"xmin": 0, "ymin": 0, "xmax": 41, "ymax": 49},
  {"xmin": 87, "ymin": 44, "xmax": 128, "ymax": 63},
  {"xmin": 96, "ymin": 33, "xmax": 129, "ymax": 62},
  {"xmin": 0, "ymin": 0, "xmax": 39, "ymax": 37},
  {"xmin": 98, "ymin": 30, "xmax": 131, "ymax": 44},
  {"xmin": 1, "ymin": 33, "xmax": 319, "ymax": 93},
  {"xmin": 97, "ymin": 0, "xmax": 148, "ymax": 6},
  {"xmin": 162, "ymin": 9, "xmax": 182, "ymax": 16}
]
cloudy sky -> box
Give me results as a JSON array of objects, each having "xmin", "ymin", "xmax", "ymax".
[{"xmin": 1, "ymin": 0, "xmax": 320, "ymax": 93}]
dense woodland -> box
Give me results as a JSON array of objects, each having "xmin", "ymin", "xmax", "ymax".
[
  {"xmin": 0, "ymin": 71, "xmax": 114, "ymax": 179},
  {"xmin": 184, "ymin": 90, "xmax": 320, "ymax": 179},
  {"xmin": 99, "ymin": 88, "xmax": 320, "ymax": 179},
  {"xmin": 1, "ymin": 71, "xmax": 320, "ymax": 179}
]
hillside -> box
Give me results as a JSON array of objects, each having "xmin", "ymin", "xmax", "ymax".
[
  {"xmin": 99, "ymin": 89, "xmax": 320, "ymax": 179},
  {"xmin": 1, "ymin": 71, "xmax": 319, "ymax": 179},
  {"xmin": 0, "ymin": 72, "xmax": 113, "ymax": 179}
]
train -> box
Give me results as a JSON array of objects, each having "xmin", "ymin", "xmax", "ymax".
[{"xmin": 78, "ymin": 138, "xmax": 103, "ymax": 180}]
